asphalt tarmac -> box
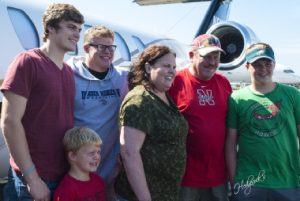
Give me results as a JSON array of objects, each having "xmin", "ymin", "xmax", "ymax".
[{"xmin": 0, "ymin": 177, "xmax": 7, "ymax": 201}]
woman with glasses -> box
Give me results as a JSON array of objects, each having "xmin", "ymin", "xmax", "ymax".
[{"xmin": 115, "ymin": 45, "xmax": 188, "ymax": 201}]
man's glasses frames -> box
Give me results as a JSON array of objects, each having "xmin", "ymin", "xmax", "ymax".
[{"xmin": 89, "ymin": 43, "xmax": 117, "ymax": 52}]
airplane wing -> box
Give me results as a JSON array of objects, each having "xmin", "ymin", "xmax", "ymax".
[
  {"xmin": 135, "ymin": 0, "xmax": 231, "ymax": 37},
  {"xmin": 134, "ymin": 0, "xmax": 211, "ymax": 6}
]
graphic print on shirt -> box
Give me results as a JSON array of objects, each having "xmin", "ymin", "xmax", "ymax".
[
  {"xmin": 247, "ymin": 100, "xmax": 283, "ymax": 137},
  {"xmin": 81, "ymin": 89, "xmax": 120, "ymax": 105},
  {"xmin": 197, "ymin": 88, "xmax": 215, "ymax": 105}
]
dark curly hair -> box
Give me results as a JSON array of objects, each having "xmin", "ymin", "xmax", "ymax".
[{"xmin": 128, "ymin": 45, "xmax": 176, "ymax": 90}]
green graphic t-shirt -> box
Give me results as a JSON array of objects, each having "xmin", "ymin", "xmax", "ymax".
[
  {"xmin": 115, "ymin": 85, "xmax": 188, "ymax": 201},
  {"xmin": 227, "ymin": 84, "xmax": 300, "ymax": 188}
]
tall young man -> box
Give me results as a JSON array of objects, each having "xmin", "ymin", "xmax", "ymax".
[
  {"xmin": 1, "ymin": 3, "xmax": 84, "ymax": 200},
  {"xmin": 226, "ymin": 43, "xmax": 300, "ymax": 201}
]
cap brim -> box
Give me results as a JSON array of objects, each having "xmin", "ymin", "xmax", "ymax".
[
  {"xmin": 198, "ymin": 47, "xmax": 225, "ymax": 56},
  {"xmin": 247, "ymin": 56, "xmax": 275, "ymax": 64}
]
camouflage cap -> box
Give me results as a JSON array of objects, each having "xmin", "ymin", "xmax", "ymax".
[{"xmin": 191, "ymin": 34, "xmax": 225, "ymax": 56}]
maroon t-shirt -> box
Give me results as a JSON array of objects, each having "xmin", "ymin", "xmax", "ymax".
[{"xmin": 1, "ymin": 48, "xmax": 75, "ymax": 181}]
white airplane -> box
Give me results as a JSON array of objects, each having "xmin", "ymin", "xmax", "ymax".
[
  {"xmin": 135, "ymin": 0, "xmax": 300, "ymax": 85},
  {"xmin": 0, "ymin": 0, "xmax": 300, "ymax": 178}
]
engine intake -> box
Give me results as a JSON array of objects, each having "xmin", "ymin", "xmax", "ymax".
[{"xmin": 207, "ymin": 21, "xmax": 259, "ymax": 70}]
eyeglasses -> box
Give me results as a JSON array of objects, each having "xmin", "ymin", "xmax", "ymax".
[{"xmin": 89, "ymin": 43, "xmax": 117, "ymax": 52}]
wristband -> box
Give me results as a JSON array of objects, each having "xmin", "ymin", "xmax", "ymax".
[{"xmin": 22, "ymin": 164, "xmax": 36, "ymax": 177}]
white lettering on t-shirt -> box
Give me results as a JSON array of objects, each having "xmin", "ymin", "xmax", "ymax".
[{"xmin": 197, "ymin": 89, "xmax": 215, "ymax": 106}]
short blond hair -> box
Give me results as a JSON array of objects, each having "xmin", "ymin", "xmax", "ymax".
[
  {"xmin": 63, "ymin": 127, "xmax": 102, "ymax": 153},
  {"xmin": 84, "ymin": 25, "xmax": 114, "ymax": 44}
]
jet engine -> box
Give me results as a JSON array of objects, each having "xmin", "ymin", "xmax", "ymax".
[{"xmin": 206, "ymin": 21, "xmax": 260, "ymax": 71}]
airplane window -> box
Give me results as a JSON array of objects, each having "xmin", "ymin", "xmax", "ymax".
[
  {"xmin": 114, "ymin": 32, "xmax": 131, "ymax": 64},
  {"xmin": 7, "ymin": 7, "xmax": 39, "ymax": 49},
  {"xmin": 66, "ymin": 45, "xmax": 78, "ymax": 56},
  {"xmin": 132, "ymin": 35, "xmax": 145, "ymax": 53},
  {"xmin": 84, "ymin": 24, "xmax": 92, "ymax": 31},
  {"xmin": 283, "ymin": 69, "xmax": 294, "ymax": 73}
]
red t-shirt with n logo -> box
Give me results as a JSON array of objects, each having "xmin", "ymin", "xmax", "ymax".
[{"xmin": 169, "ymin": 68, "xmax": 232, "ymax": 187}]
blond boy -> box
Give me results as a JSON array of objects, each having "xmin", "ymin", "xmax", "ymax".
[{"xmin": 53, "ymin": 127, "xmax": 107, "ymax": 201}]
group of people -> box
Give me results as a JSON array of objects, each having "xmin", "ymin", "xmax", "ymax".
[{"xmin": 1, "ymin": 2, "xmax": 299, "ymax": 201}]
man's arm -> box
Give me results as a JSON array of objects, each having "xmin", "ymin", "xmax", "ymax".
[
  {"xmin": 120, "ymin": 126, "xmax": 151, "ymax": 201},
  {"xmin": 1, "ymin": 91, "xmax": 50, "ymax": 200},
  {"xmin": 225, "ymin": 128, "xmax": 238, "ymax": 188}
]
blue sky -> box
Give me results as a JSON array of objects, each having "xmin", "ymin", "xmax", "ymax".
[{"xmin": 45, "ymin": 0, "xmax": 300, "ymax": 74}]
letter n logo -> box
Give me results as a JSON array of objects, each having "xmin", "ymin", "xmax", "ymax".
[{"xmin": 197, "ymin": 89, "xmax": 215, "ymax": 105}]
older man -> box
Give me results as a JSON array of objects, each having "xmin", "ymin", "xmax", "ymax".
[{"xmin": 169, "ymin": 34, "xmax": 232, "ymax": 201}]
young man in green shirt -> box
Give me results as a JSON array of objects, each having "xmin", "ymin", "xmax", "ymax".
[{"xmin": 226, "ymin": 42, "xmax": 300, "ymax": 201}]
